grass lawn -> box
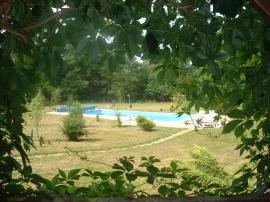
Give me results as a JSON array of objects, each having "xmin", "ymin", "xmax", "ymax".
[
  {"xmin": 23, "ymin": 105, "xmax": 245, "ymax": 179},
  {"xmin": 24, "ymin": 113, "xmax": 180, "ymax": 156}
]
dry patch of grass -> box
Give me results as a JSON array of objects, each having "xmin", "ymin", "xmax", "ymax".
[
  {"xmin": 24, "ymin": 113, "xmax": 180, "ymax": 156},
  {"xmin": 23, "ymin": 109, "xmax": 244, "ymax": 179}
]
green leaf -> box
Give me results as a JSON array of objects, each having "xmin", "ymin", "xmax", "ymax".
[
  {"xmin": 88, "ymin": 41, "xmax": 100, "ymax": 62},
  {"xmin": 67, "ymin": 180, "xmax": 75, "ymax": 186},
  {"xmin": 58, "ymin": 169, "xmax": 67, "ymax": 179},
  {"xmin": 51, "ymin": 174, "xmax": 60, "ymax": 186},
  {"xmin": 223, "ymin": 119, "xmax": 242, "ymax": 133},
  {"xmin": 157, "ymin": 173, "xmax": 175, "ymax": 178},
  {"xmin": 68, "ymin": 169, "xmax": 81, "ymax": 180},
  {"xmin": 170, "ymin": 161, "xmax": 179, "ymax": 170},
  {"xmin": 112, "ymin": 163, "xmax": 126, "ymax": 171},
  {"xmin": 76, "ymin": 37, "xmax": 91, "ymax": 54},
  {"xmin": 178, "ymin": 190, "xmax": 186, "ymax": 197},
  {"xmin": 23, "ymin": 166, "xmax": 32, "ymax": 177},
  {"xmin": 228, "ymin": 109, "xmax": 245, "ymax": 119},
  {"xmin": 146, "ymin": 165, "xmax": 159, "ymax": 176},
  {"xmin": 244, "ymin": 120, "xmax": 253, "ymax": 130},
  {"xmin": 126, "ymin": 173, "xmax": 137, "ymax": 181},
  {"xmin": 257, "ymin": 159, "xmax": 266, "ymax": 174},
  {"xmin": 158, "ymin": 185, "xmax": 169, "ymax": 196},
  {"xmin": 179, "ymin": 183, "xmax": 192, "ymax": 191},
  {"xmin": 147, "ymin": 176, "xmax": 155, "ymax": 184},
  {"xmin": 93, "ymin": 171, "xmax": 109, "ymax": 180},
  {"xmin": 111, "ymin": 171, "xmax": 124, "ymax": 179},
  {"xmin": 122, "ymin": 160, "xmax": 134, "ymax": 172},
  {"xmin": 232, "ymin": 28, "xmax": 245, "ymax": 49},
  {"xmin": 134, "ymin": 170, "xmax": 149, "ymax": 177},
  {"xmin": 234, "ymin": 123, "xmax": 245, "ymax": 137},
  {"xmin": 235, "ymin": 143, "xmax": 244, "ymax": 150},
  {"xmin": 30, "ymin": 174, "xmax": 49, "ymax": 185},
  {"xmin": 74, "ymin": 187, "xmax": 90, "ymax": 195}
]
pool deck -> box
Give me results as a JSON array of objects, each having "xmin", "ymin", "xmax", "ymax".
[{"xmin": 48, "ymin": 112, "xmax": 194, "ymax": 129}]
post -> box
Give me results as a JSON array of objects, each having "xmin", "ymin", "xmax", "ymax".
[{"xmin": 127, "ymin": 94, "xmax": 131, "ymax": 120}]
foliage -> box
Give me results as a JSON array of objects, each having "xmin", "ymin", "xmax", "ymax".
[
  {"xmin": 26, "ymin": 90, "xmax": 45, "ymax": 145},
  {"xmin": 60, "ymin": 68, "xmax": 89, "ymax": 101},
  {"xmin": 136, "ymin": 116, "xmax": 156, "ymax": 131},
  {"xmin": 144, "ymin": 77, "xmax": 174, "ymax": 102},
  {"xmin": 115, "ymin": 112, "xmax": 122, "ymax": 127},
  {"xmin": 62, "ymin": 104, "xmax": 87, "ymax": 141},
  {"xmin": 108, "ymin": 60, "xmax": 151, "ymax": 102},
  {"xmin": 2, "ymin": 150, "xmax": 233, "ymax": 198},
  {"xmin": 1, "ymin": 0, "xmax": 270, "ymax": 196},
  {"xmin": 50, "ymin": 88, "xmax": 62, "ymax": 105},
  {"xmin": 58, "ymin": 51, "xmax": 158, "ymax": 102},
  {"xmin": 185, "ymin": 146, "xmax": 232, "ymax": 190}
]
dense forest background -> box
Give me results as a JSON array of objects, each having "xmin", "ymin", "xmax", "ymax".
[{"xmin": 39, "ymin": 48, "xmax": 177, "ymax": 103}]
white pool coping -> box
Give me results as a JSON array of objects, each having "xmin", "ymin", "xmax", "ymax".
[{"xmin": 48, "ymin": 111, "xmax": 194, "ymax": 129}]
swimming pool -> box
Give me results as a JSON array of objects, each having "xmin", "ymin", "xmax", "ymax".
[
  {"xmin": 56, "ymin": 105, "xmax": 97, "ymax": 112},
  {"xmin": 84, "ymin": 109, "xmax": 194, "ymax": 122},
  {"xmin": 55, "ymin": 105, "xmax": 200, "ymax": 122}
]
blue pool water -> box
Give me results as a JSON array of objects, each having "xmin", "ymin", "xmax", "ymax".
[
  {"xmin": 85, "ymin": 109, "xmax": 193, "ymax": 122},
  {"xmin": 55, "ymin": 105, "xmax": 197, "ymax": 122},
  {"xmin": 56, "ymin": 105, "xmax": 97, "ymax": 112}
]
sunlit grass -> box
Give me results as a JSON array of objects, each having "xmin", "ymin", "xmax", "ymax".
[{"xmin": 23, "ymin": 104, "xmax": 245, "ymax": 179}]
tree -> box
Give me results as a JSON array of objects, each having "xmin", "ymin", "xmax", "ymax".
[
  {"xmin": 109, "ymin": 59, "xmax": 150, "ymax": 102},
  {"xmin": 58, "ymin": 46, "xmax": 112, "ymax": 102},
  {"xmin": 62, "ymin": 103, "xmax": 87, "ymax": 141},
  {"xmin": 26, "ymin": 90, "xmax": 45, "ymax": 145},
  {"xmin": 1, "ymin": 0, "xmax": 270, "ymax": 195},
  {"xmin": 144, "ymin": 78, "xmax": 174, "ymax": 102},
  {"xmin": 51, "ymin": 87, "xmax": 62, "ymax": 105},
  {"xmin": 60, "ymin": 67, "xmax": 89, "ymax": 101}
]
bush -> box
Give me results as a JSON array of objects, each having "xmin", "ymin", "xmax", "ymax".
[
  {"xmin": 51, "ymin": 88, "xmax": 62, "ymax": 105},
  {"xmin": 62, "ymin": 104, "xmax": 87, "ymax": 141},
  {"xmin": 26, "ymin": 90, "xmax": 45, "ymax": 145},
  {"xmin": 136, "ymin": 115, "xmax": 155, "ymax": 131}
]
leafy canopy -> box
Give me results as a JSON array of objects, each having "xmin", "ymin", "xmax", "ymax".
[{"xmin": 1, "ymin": 0, "xmax": 270, "ymax": 196}]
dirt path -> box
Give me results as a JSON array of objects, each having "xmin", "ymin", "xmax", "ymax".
[{"xmin": 26, "ymin": 128, "xmax": 193, "ymax": 159}]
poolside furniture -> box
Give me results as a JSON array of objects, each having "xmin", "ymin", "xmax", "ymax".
[
  {"xmin": 55, "ymin": 105, "xmax": 70, "ymax": 112},
  {"xmin": 185, "ymin": 112, "xmax": 222, "ymax": 129},
  {"xmin": 200, "ymin": 114, "xmax": 222, "ymax": 128}
]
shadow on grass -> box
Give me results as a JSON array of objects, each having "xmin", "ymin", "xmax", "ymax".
[
  {"xmin": 79, "ymin": 138, "xmax": 102, "ymax": 142},
  {"xmin": 136, "ymin": 128, "xmax": 158, "ymax": 132},
  {"xmin": 112, "ymin": 125, "xmax": 133, "ymax": 128},
  {"xmin": 51, "ymin": 138, "xmax": 102, "ymax": 143}
]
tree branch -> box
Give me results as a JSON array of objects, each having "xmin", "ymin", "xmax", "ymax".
[
  {"xmin": 23, "ymin": 7, "xmax": 77, "ymax": 31},
  {"xmin": 1, "ymin": 24, "xmax": 29, "ymax": 44}
]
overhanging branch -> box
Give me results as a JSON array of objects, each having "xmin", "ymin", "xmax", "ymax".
[
  {"xmin": 250, "ymin": 0, "xmax": 270, "ymax": 23},
  {"xmin": 23, "ymin": 7, "xmax": 77, "ymax": 31}
]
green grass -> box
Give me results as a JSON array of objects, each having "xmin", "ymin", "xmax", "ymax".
[
  {"xmin": 24, "ymin": 113, "xmax": 180, "ymax": 156},
  {"xmin": 23, "ymin": 104, "xmax": 245, "ymax": 179}
]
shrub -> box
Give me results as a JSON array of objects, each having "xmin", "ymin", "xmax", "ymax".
[
  {"xmin": 136, "ymin": 115, "xmax": 155, "ymax": 131},
  {"xmin": 62, "ymin": 104, "xmax": 87, "ymax": 141},
  {"xmin": 51, "ymin": 88, "xmax": 62, "ymax": 105},
  {"xmin": 172, "ymin": 146, "xmax": 232, "ymax": 192},
  {"xmin": 26, "ymin": 90, "xmax": 45, "ymax": 145}
]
